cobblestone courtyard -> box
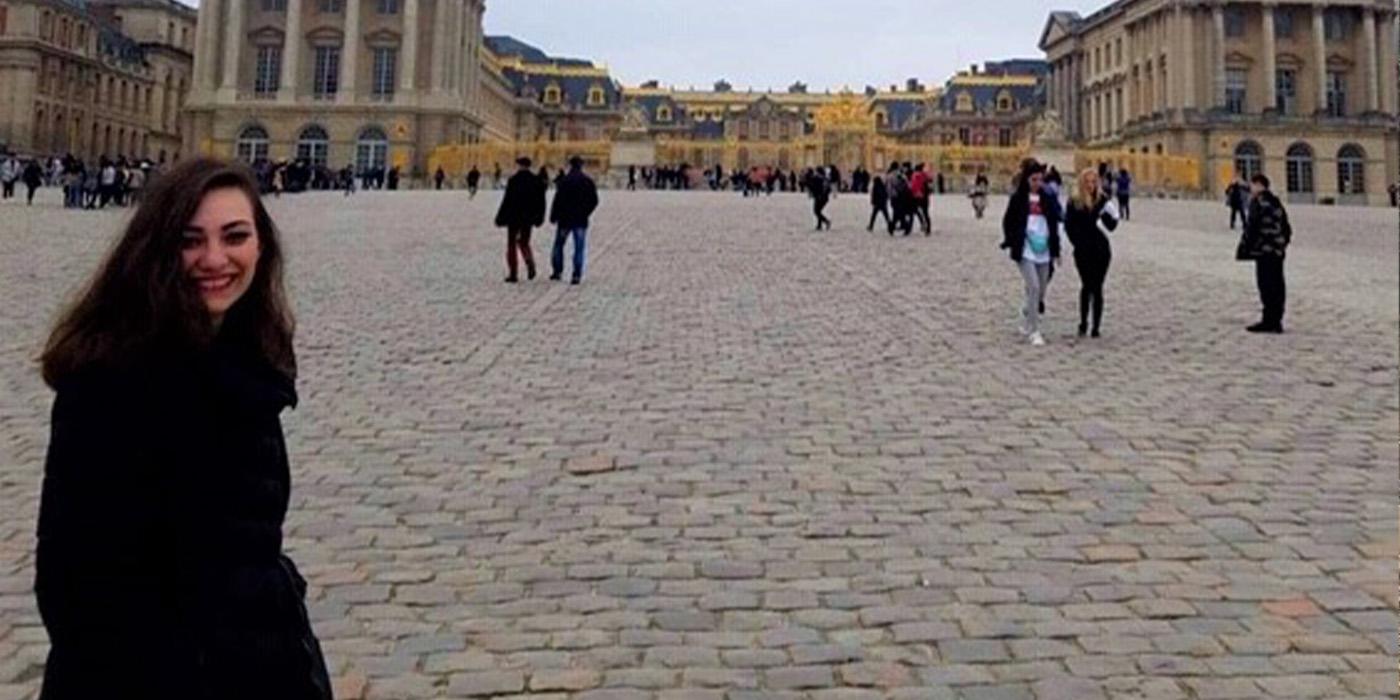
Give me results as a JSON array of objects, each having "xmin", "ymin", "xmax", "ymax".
[{"xmin": 0, "ymin": 189, "xmax": 1396, "ymax": 699}]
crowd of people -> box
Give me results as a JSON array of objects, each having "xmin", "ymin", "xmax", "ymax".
[{"xmin": 1, "ymin": 152, "xmax": 162, "ymax": 208}]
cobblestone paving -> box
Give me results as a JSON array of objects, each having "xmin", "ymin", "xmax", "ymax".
[{"xmin": 0, "ymin": 188, "xmax": 1396, "ymax": 699}]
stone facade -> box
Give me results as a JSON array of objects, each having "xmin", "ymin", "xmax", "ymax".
[
  {"xmin": 183, "ymin": 0, "xmax": 489, "ymax": 175},
  {"xmin": 1042, "ymin": 0, "xmax": 1399, "ymax": 205},
  {"xmin": 0, "ymin": 0, "xmax": 193, "ymax": 161}
]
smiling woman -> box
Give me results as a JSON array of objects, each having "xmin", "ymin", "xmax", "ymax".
[{"xmin": 35, "ymin": 159, "xmax": 330, "ymax": 700}]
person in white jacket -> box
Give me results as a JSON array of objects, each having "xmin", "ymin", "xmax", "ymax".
[{"xmin": 0, "ymin": 155, "xmax": 20, "ymax": 199}]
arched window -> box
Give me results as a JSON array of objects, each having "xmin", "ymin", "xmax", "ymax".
[
  {"xmin": 236, "ymin": 124, "xmax": 270, "ymax": 163},
  {"xmin": 1285, "ymin": 142, "xmax": 1313, "ymax": 195},
  {"xmin": 656, "ymin": 104, "xmax": 672, "ymax": 122},
  {"xmin": 355, "ymin": 125, "xmax": 388, "ymax": 173},
  {"xmin": 587, "ymin": 84, "xmax": 605, "ymax": 106},
  {"xmin": 874, "ymin": 108, "xmax": 887, "ymax": 128},
  {"xmin": 1336, "ymin": 144, "xmax": 1365, "ymax": 195},
  {"xmin": 996, "ymin": 90, "xmax": 1014, "ymax": 112},
  {"xmin": 296, "ymin": 124, "xmax": 329, "ymax": 167},
  {"xmin": 955, "ymin": 91, "xmax": 973, "ymax": 112},
  {"xmin": 1233, "ymin": 140, "xmax": 1263, "ymax": 181},
  {"xmin": 542, "ymin": 83, "xmax": 561, "ymax": 105}
]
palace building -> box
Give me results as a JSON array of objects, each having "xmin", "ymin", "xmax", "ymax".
[
  {"xmin": 1042, "ymin": 0, "xmax": 1398, "ymax": 205},
  {"xmin": 0, "ymin": 0, "xmax": 194, "ymax": 161}
]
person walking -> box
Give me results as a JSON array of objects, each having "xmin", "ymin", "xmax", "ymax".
[
  {"xmin": 548, "ymin": 156, "xmax": 599, "ymax": 285},
  {"xmin": 35, "ymin": 158, "xmax": 332, "ymax": 700},
  {"xmin": 495, "ymin": 157, "xmax": 545, "ymax": 283},
  {"xmin": 466, "ymin": 165, "xmax": 481, "ymax": 198},
  {"xmin": 1064, "ymin": 168, "xmax": 1121, "ymax": 338},
  {"xmin": 867, "ymin": 169, "xmax": 893, "ymax": 233},
  {"xmin": 627, "ymin": 165, "xmax": 638, "ymax": 191},
  {"xmin": 1235, "ymin": 173, "xmax": 1291, "ymax": 333},
  {"xmin": 433, "ymin": 166, "xmax": 446, "ymax": 190},
  {"xmin": 1114, "ymin": 169, "xmax": 1132, "ymax": 221},
  {"xmin": 1000, "ymin": 160, "xmax": 1062, "ymax": 346},
  {"xmin": 1, "ymin": 153, "xmax": 20, "ymax": 199},
  {"xmin": 969, "ymin": 171, "xmax": 990, "ymax": 219},
  {"xmin": 910, "ymin": 164, "xmax": 932, "ymax": 235},
  {"xmin": 806, "ymin": 168, "xmax": 832, "ymax": 231},
  {"xmin": 23, "ymin": 158, "xmax": 45, "ymax": 205},
  {"xmin": 888, "ymin": 164, "xmax": 913, "ymax": 235}
]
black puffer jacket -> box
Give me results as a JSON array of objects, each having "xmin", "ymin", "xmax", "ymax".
[
  {"xmin": 35, "ymin": 336, "xmax": 331, "ymax": 700},
  {"xmin": 495, "ymin": 169, "xmax": 546, "ymax": 229},
  {"xmin": 1000, "ymin": 189, "xmax": 1063, "ymax": 262}
]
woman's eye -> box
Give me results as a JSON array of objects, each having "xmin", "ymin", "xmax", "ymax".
[
  {"xmin": 225, "ymin": 231, "xmax": 252, "ymax": 245},
  {"xmin": 181, "ymin": 236, "xmax": 203, "ymax": 250}
]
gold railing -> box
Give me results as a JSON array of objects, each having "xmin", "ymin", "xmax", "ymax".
[
  {"xmin": 427, "ymin": 140, "xmax": 614, "ymax": 179},
  {"xmin": 1072, "ymin": 149, "xmax": 1201, "ymax": 193}
]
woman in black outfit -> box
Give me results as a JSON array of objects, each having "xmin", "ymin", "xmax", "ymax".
[
  {"xmin": 1063, "ymin": 167, "xmax": 1121, "ymax": 337},
  {"xmin": 36, "ymin": 158, "xmax": 331, "ymax": 700}
]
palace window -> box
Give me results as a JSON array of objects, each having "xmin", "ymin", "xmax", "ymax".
[
  {"xmin": 235, "ymin": 125, "xmax": 269, "ymax": 163},
  {"xmin": 371, "ymin": 47, "xmax": 396, "ymax": 99},
  {"xmin": 254, "ymin": 46, "xmax": 281, "ymax": 96},
  {"xmin": 1234, "ymin": 141, "xmax": 1262, "ymax": 180},
  {"xmin": 1274, "ymin": 7, "xmax": 1293, "ymax": 37},
  {"xmin": 296, "ymin": 124, "xmax": 329, "ymax": 167},
  {"xmin": 1115, "ymin": 38, "xmax": 1122, "ymax": 67},
  {"xmin": 0, "ymin": 5, "xmax": 7, "ymax": 35},
  {"xmin": 1336, "ymin": 144, "xmax": 1365, "ymax": 194},
  {"xmin": 1224, "ymin": 7, "xmax": 1245, "ymax": 38},
  {"xmin": 1274, "ymin": 68, "xmax": 1296, "ymax": 114},
  {"xmin": 998, "ymin": 128, "xmax": 1013, "ymax": 147},
  {"xmin": 587, "ymin": 85, "xmax": 605, "ymax": 106},
  {"xmin": 954, "ymin": 91, "xmax": 972, "ymax": 112},
  {"xmin": 356, "ymin": 126, "xmax": 388, "ymax": 173},
  {"xmin": 656, "ymin": 104, "xmax": 672, "ymax": 121},
  {"xmin": 996, "ymin": 90, "xmax": 1013, "ymax": 111},
  {"xmin": 260, "ymin": 0, "xmax": 286, "ymax": 11},
  {"xmin": 543, "ymin": 84, "xmax": 561, "ymax": 105},
  {"xmin": 313, "ymin": 46, "xmax": 340, "ymax": 98},
  {"xmin": 317, "ymin": 0, "xmax": 341, "ymax": 12},
  {"xmin": 957, "ymin": 126, "xmax": 970, "ymax": 145},
  {"xmin": 376, "ymin": 0, "xmax": 397, "ymax": 13},
  {"xmin": 1225, "ymin": 68, "xmax": 1247, "ymax": 113},
  {"xmin": 874, "ymin": 109, "xmax": 887, "ymax": 128},
  {"xmin": 1325, "ymin": 71, "xmax": 1346, "ymax": 117},
  {"xmin": 1285, "ymin": 142, "xmax": 1314, "ymax": 194},
  {"xmin": 1324, "ymin": 9, "xmax": 1350, "ymax": 41}
]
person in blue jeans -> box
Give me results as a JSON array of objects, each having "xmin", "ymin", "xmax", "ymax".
[{"xmin": 549, "ymin": 156, "xmax": 599, "ymax": 285}]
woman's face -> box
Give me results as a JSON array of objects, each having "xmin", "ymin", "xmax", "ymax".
[
  {"xmin": 181, "ymin": 187, "xmax": 260, "ymax": 324},
  {"xmin": 1028, "ymin": 173, "xmax": 1043, "ymax": 193},
  {"xmin": 1083, "ymin": 172, "xmax": 1099, "ymax": 195}
]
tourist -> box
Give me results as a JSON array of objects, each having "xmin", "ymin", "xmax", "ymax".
[
  {"xmin": 969, "ymin": 170, "xmax": 989, "ymax": 219},
  {"xmin": 63, "ymin": 160, "xmax": 84, "ymax": 209},
  {"xmin": 82, "ymin": 165, "xmax": 100, "ymax": 209},
  {"xmin": 548, "ymin": 156, "xmax": 599, "ymax": 285},
  {"xmin": 22, "ymin": 158, "xmax": 44, "ymax": 205},
  {"xmin": 806, "ymin": 168, "xmax": 831, "ymax": 231},
  {"xmin": 910, "ymin": 163, "xmax": 931, "ymax": 235},
  {"xmin": 434, "ymin": 166, "xmax": 446, "ymax": 190},
  {"xmin": 1064, "ymin": 168, "xmax": 1120, "ymax": 338},
  {"xmin": 1000, "ymin": 160, "xmax": 1061, "ymax": 346},
  {"xmin": 627, "ymin": 165, "xmax": 637, "ymax": 191},
  {"xmin": 1226, "ymin": 177, "xmax": 1248, "ymax": 229},
  {"xmin": 1388, "ymin": 182, "xmax": 1397, "ymax": 207},
  {"xmin": 467, "ymin": 165, "xmax": 481, "ymax": 198},
  {"xmin": 888, "ymin": 164, "xmax": 913, "ymax": 235},
  {"xmin": 35, "ymin": 158, "xmax": 332, "ymax": 699},
  {"xmin": 867, "ymin": 168, "xmax": 893, "ymax": 233},
  {"xmin": 492, "ymin": 163, "xmax": 502, "ymax": 189},
  {"xmin": 1115, "ymin": 169, "xmax": 1132, "ymax": 221},
  {"xmin": 1235, "ymin": 173, "xmax": 1291, "ymax": 333},
  {"xmin": 495, "ymin": 157, "xmax": 546, "ymax": 283},
  {"xmin": 126, "ymin": 162, "xmax": 147, "ymax": 205},
  {"xmin": 1, "ymin": 152, "xmax": 19, "ymax": 199},
  {"xmin": 98, "ymin": 158, "xmax": 117, "ymax": 208},
  {"xmin": 537, "ymin": 165, "xmax": 551, "ymax": 190}
]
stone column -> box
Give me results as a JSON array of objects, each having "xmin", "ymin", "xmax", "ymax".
[
  {"xmin": 1362, "ymin": 8, "xmax": 1378, "ymax": 112},
  {"xmin": 1165, "ymin": 8, "xmax": 1179, "ymax": 108},
  {"xmin": 430, "ymin": 0, "xmax": 447, "ymax": 92},
  {"xmin": 1211, "ymin": 3, "xmax": 1226, "ymax": 108},
  {"xmin": 400, "ymin": 0, "xmax": 419, "ymax": 94},
  {"xmin": 338, "ymin": 0, "xmax": 361, "ymax": 103},
  {"xmin": 1311, "ymin": 4, "xmax": 1327, "ymax": 114},
  {"xmin": 218, "ymin": 0, "xmax": 244, "ymax": 94},
  {"xmin": 1383, "ymin": 10, "xmax": 1398, "ymax": 113},
  {"xmin": 194, "ymin": 0, "xmax": 220, "ymax": 92},
  {"xmin": 278, "ymin": 0, "xmax": 303, "ymax": 101},
  {"xmin": 1262, "ymin": 2, "xmax": 1277, "ymax": 112}
]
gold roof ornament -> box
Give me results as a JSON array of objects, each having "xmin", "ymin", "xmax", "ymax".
[{"xmin": 812, "ymin": 94, "xmax": 874, "ymax": 133}]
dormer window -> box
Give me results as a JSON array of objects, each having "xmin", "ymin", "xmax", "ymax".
[
  {"xmin": 587, "ymin": 84, "xmax": 605, "ymax": 106},
  {"xmin": 955, "ymin": 91, "xmax": 973, "ymax": 112},
  {"xmin": 543, "ymin": 83, "xmax": 561, "ymax": 105},
  {"xmin": 996, "ymin": 90, "xmax": 1014, "ymax": 112},
  {"xmin": 656, "ymin": 105, "xmax": 672, "ymax": 122},
  {"xmin": 874, "ymin": 109, "xmax": 888, "ymax": 128}
]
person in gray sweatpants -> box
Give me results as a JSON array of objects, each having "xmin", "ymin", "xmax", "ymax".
[{"xmin": 1000, "ymin": 160, "xmax": 1063, "ymax": 346}]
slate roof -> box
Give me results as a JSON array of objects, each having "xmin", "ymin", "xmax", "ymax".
[{"xmin": 484, "ymin": 35, "xmax": 621, "ymax": 110}]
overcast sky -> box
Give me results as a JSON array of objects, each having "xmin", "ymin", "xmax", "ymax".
[{"xmin": 484, "ymin": 0, "xmax": 1109, "ymax": 91}]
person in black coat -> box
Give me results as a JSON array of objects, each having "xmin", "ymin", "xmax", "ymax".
[
  {"xmin": 1236, "ymin": 173, "xmax": 1291, "ymax": 333},
  {"xmin": 1063, "ymin": 168, "xmax": 1121, "ymax": 337},
  {"xmin": 495, "ymin": 157, "xmax": 546, "ymax": 282},
  {"xmin": 548, "ymin": 156, "xmax": 599, "ymax": 284},
  {"xmin": 35, "ymin": 158, "xmax": 331, "ymax": 700},
  {"xmin": 806, "ymin": 168, "xmax": 831, "ymax": 230},
  {"xmin": 1000, "ymin": 160, "xmax": 1062, "ymax": 345},
  {"xmin": 867, "ymin": 171, "xmax": 893, "ymax": 233}
]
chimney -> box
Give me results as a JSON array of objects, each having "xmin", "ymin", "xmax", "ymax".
[{"xmin": 970, "ymin": 64, "xmax": 978, "ymax": 75}]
